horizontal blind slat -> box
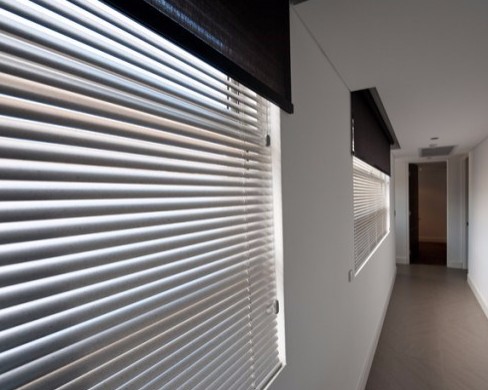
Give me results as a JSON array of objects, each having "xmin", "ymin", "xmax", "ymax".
[
  {"xmin": 0, "ymin": 50, "xmax": 260, "ymax": 133},
  {"xmin": 0, "ymin": 70, "xmax": 265, "ymax": 147},
  {"xmin": 0, "ymin": 136, "xmax": 271, "ymax": 180},
  {"xmin": 0, "ymin": 180, "xmax": 272, "ymax": 201},
  {"xmin": 0, "ymin": 205, "xmax": 272, "ymax": 244},
  {"xmin": 68, "ymin": 0, "xmax": 258, "ymax": 102},
  {"xmin": 18, "ymin": 284, "xmax": 251, "ymax": 390},
  {"xmin": 0, "ymin": 7, "xmax": 260, "ymax": 120},
  {"xmin": 0, "ymin": 215, "xmax": 272, "ymax": 265},
  {"xmin": 191, "ymin": 344, "xmax": 253, "ymax": 390},
  {"xmin": 0, "ymin": 196, "xmax": 269, "ymax": 222},
  {"xmin": 0, "ymin": 265, "xmax": 251, "ymax": 377},
  {"xmin": 0, "ymin": 239, "xmax": 273, "ymax": 310},
  {"xmin": 0, "ymin": 115, "xmax": 272, "ymax": 171},
  {"xmin": 20, "ymin": 0, "xmax": 260, "ymax": 114},
  {"xmin": 0, "ymin": 93, "xmax": 270, "ymax": 162},
  {"xmin": 0, "ymin": 249, "xmax": 273, "ymax": 336},
  {"xmin": 0, "ymin": 158, "xmax": 271, "ymax": 186},
  {"xmin": 3, "ymin": 288, "xmax": 252, "ymax": 390},
  {"xmin": 128, "ymin": 314, "xmax": 254, "ymax": 390},
  {"xmin": 0, "ymin": 226, "xmax": 271, "ymax": 287}
]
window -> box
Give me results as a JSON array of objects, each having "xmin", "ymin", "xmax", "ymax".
[
  {"xmin": 350, "ymin": 88, "xmax": 397, "ymax": 277},
  {"xmin": 0, "ymin": 1, "xmax": 284, "ymax": 389},
  {"xmin": 353, "ymin": 157, "xmax": 390, "ymax": 275}
]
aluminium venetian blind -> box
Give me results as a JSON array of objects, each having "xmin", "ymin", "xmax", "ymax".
[
  {"xmin": 353, "ymin": 157, "xmax": 390, "ymax": 274},
  {"xmin": 0, "ymin": 0, "xmax": 282, "ymax": 389}
]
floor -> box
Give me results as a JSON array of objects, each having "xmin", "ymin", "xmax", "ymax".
[
  {"xmin": 366, "ymin": 265, "xmax": 488, "ymax": 390},
  {"xmin": 411, "ymin": 242, "xmax": 447, "ymax": 266}
]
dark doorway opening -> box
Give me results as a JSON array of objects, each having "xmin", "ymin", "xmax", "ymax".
[{"xmin": 409, "ymin": 162, "xmax": 447, "ymax": 265}]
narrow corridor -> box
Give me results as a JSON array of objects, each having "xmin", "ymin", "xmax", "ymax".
[{"xmin": 366, "ymin": 265, "xmax": 488, "ymax": 390}]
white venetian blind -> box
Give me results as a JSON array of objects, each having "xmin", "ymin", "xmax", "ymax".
[
  {"xmin": 353, "ymin": 157, "xmax": 390, "ymax": 275},
  {"xmin": 0, "ymin": 0, "xmax": 283, "ymax": 389}
]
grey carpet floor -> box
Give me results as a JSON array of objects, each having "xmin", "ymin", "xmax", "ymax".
[{"xmin": 366, "ymin": 265, "xmax": 488, "ymax": 390}]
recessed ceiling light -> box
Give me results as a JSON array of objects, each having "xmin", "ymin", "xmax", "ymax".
[{"xmin": 420, "ymin": 145, "xmax": 456, "ymax": 157}]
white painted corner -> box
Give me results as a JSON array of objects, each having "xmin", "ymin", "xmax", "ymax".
[{"xmin": 395, "ymin": 256, "xmax": 408, "ymax": 264}]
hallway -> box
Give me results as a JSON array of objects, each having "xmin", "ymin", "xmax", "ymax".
[{"xmin": 366, "ymin": 265, "xmax": 488, "ymax": 390}]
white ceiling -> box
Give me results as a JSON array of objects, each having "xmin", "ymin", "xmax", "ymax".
[{"xmin": 293, "ymin": 0, "xmax": 488, "ymax": 158}]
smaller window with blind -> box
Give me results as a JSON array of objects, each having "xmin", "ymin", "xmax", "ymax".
[
  {"xmin": 351, "ymin": 88, "xmax": 397, "ymax": 277},
  {"xmin": 353, "ymin": 157, "xmax": 390, "ymax": 275}
]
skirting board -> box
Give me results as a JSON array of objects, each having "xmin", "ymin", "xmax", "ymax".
[
  {"xmin": 468, "ymin": 275, "xmax": 488, "ymax": 321},
  {"xmin": 356, "ymin": 266, "xmax": 396, "ymax": 390},
  {"xmin": 448, "ymin": 262, "xmax": 464, "ymax": 269}
]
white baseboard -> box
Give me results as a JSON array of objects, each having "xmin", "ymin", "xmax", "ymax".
[
  {"xmin": 356, "ymin": 266, "xmax": 396, "ymax": 390},
  {"xmin": 468, "ymin": 275, "xmax": 488, "ymax": 321},
  {"xmin": 396, "ymin": 256, "xmax": 408, "ymax": 264},
  {"xmin": 448, "ymin": 262, "xmax": 464, "ymax": 269}
]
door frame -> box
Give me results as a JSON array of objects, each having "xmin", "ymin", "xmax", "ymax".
[
  {"xmin": 461, "ymin": 155, "xmax": 470, "ymax": 270},
  {"xmin": 406, "ymin": 158, "xmax": 449, "ymax": 264}
]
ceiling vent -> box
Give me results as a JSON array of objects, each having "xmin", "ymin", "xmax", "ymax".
[{"xmin": 420, "ymin": 145, "xmax": 456, "ymax": 157}]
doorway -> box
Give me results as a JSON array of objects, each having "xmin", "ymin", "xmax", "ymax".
[{"xmin": 409, "ymin": 162, "xmax": 447, "ymax": 265}]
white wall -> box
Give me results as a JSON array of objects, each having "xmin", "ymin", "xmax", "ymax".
[
  {"xmin": 269, "ymin": 10, "xmax": 396, "ymax": 390},
  {"xmin": 467, "ymin": 137, "xmax": 488, "ymax": 319},
  {"xmin": 447, "ymin": 155, "xmax": 465, "ymax": 268},
  {"xmin": 418, "ymin": 163, "xmax": 447, "ymax": 243},
  {"xmin": 394, "ymin": 160, "xmax": 409, "ymax": 264},
  {"xmin": 394, "ymin": 156, "xmax": 465, "ymax": 268}
]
